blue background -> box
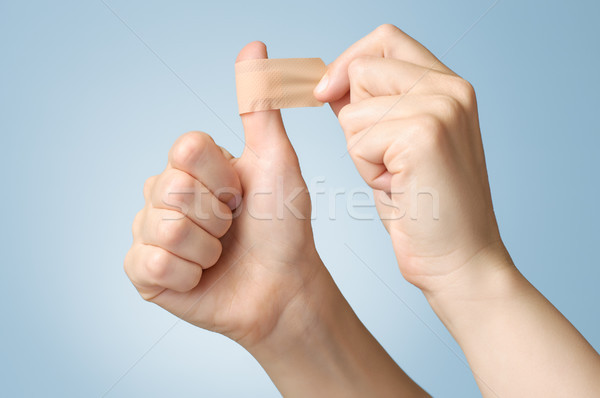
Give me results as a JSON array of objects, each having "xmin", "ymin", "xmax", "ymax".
[{"xmin": 1, "ymin": 1, "xmax": 598, "ymax": 397}]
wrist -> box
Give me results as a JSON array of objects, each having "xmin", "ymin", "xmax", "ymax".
[
  {"xmin": 243, "ymin": 256, "xmax": 427, "ymax": 397},
  {"xmin": 242, "ymin": 259, "xmax": 354, "ymax": 395},
  {"xmin": 237, "ymin": 251, "xmax": 331, "ymax": 352},
  {"xmin": 423, "ymin": 241, "xmax": 525, "ymax": 329}
]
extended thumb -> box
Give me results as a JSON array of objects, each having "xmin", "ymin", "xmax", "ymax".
[{"xmin": 236, "ymin": 41, "xmax": 294, "ymax": 157}]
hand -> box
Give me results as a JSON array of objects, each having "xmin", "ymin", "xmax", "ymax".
[
  {"xmin": 315, "ymin": 25, "xmax": 600, "ymax": 397},
  {"xmin": 314, "ymin": 24, "xmax": 507, "ymax": 295},
  {"xmin": 124, "ymin": 41, "xmax": 322, "ymax": 350}
]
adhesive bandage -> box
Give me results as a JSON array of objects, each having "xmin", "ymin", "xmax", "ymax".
[{"xmin": 235, "ymin": 58, "xmax": 327, "ymax": 114}]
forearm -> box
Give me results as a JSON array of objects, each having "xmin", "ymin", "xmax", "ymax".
[
  {"xmin": 425, "ymin": 243, "xmax": 600, "ymax": 397},
  {"xmin": 245, "ymin": 260, "xmax": 428, "ymax": 398}
]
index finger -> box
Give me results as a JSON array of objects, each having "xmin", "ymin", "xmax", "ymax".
[
  {"xmin": 314, "ymin": 24, "xmax": 454, "ymax": 112},
  {"xmin": 168, "ymin": 131, "xmax": 242, "ymax": 209}
]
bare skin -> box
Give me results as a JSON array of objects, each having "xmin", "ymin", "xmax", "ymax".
[
  {"xmin": 314, "ymin": 24, "xmax": 600, "ymax": 398},
  {"xmin": 125, "ymin": 40, "xmax": 427, "ymax": 397},
  {"xmin": 125, "ymin": 25, "xmax": 600, "ymax": 397}
]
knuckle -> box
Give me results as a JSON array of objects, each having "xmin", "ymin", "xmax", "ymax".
[
  {"xmin": 123, "ymin": 249, "xmax": 134, "ymax": 278},
  {"xmin": 205, "ymin": 238, "xmax": 223, "ymax": 267},
  {"xmin": 346, "ymin": 132, "xmax": 367, "ymax": 161},
  {"xmin": 157, "ymin": 218, "xmax": 189, "ymax": 247},
  {"xmin": 433, "ymin": 95, "xmax": 462, "ymax": 120},
  {"xmin": 181, "ymin": 269, "xmax": 202, "ymax": 292},
  {"xmin": 347, "ymin": 57, "xmax": 369, "ymax": 81},
  {"xmin": 132, "ymin": 209, "xmax": 144, "ymax": 237},
  {"xmin": 165, "ymin": 169, "xmax": 196, "ymax": 192},
  {"xmin": 385, "ymin": 135, "xmax": 411, "ymax": 171},
  {"xmin": 144, "ymin": 248, "xmax": 171, "ymax": 282},
  {"xmin": 337, "ymin": 104, "xmax": 357, "ymax": 134},
  {"xmin": 337, "ymin": 104, "xmax": 350, "ymax": 127},
  {"xmin": 160, "ymin": 170, "xmax": 196, "ymax": 210},
  {"xmin": 143, "ymin": 175, "xmax": 157, "ymax": 199},
  {"xmin": 412, "ymin": 114, "xmax": 447, "ymax": 152},
  {"xmin": 204, "ymin": 197, "xmax": 233, "ymax": 238},
  {"xmin": 213, "ymin": 213, "xmax": 233, "ymax": 238},
  {"xmin": 414, "ymin": 114, "xmax": 446, "ymax": 137},
  {"xmin": 346, "ymin": 134, "xmax": 360, "ymax": 157},
  {"xmin": 450, "ymin": 77, "xmax": 476, "ymax": 108},
  {"xmin": 171, "ymin": 131, "xmax": 213, "ymax": 169},
  {"xmin": 375, "ymin": 23, "xmax": 402, "ymax": 38}
]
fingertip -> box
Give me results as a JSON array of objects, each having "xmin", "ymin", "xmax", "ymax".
[
  {"xmin": 235, "ymin": 41, "xmax": 292, "ymax": 154},
  {"xmin": 313, "ymin": 72, "xmax": 329, "ymax": 101},
  {"xmin": 226, "ymin": 194, "xmax": 242, "ymax": 211},
  {"xmin": 236, "ymin": 41, "xmax": 268, "ymax": 63},
  {"xmin": 314, "ymin": 65, "xmax": 350, "ymax": 104},
  {"xmin": 329, "ymin": 92, "xmax": 351, "ymax": 117}
]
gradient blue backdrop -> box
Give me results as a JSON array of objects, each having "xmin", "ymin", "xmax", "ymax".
[{"xmin": 1, "ymin": 1, "xmax": 598, "ymax": 397}]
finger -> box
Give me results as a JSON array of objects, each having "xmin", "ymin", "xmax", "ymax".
[
  {"xmin": 150, "ymin": 168, "xmax": 232, "ymax": 238},
  {"xmin": 348, "ymin": 57, "xmax": 447, "ymax": 103},
  {"xmin": 339, "ymin": 94, "xmax": 460, "ymax": 138},
  {"xmin": 143, "ymin": 175, "xmax": 158, "ymax": 201},
  {"xmin": 314, "ymin": 24, "xmax": 453, "ymax": 106},
  {"xmin": 346, "ymin": 116, "xmax": 441, "ymax": 193},
  {"xmin": 329, "ymin": 91, "xmax": 350, "ymax": 117},
  {"xmin": 236, "ymin": 41, "xmax": 299, "ymax": 161},
  {"xmin": 125, "ymin": 244, "xmax": 203, "ymax": 295},
  {"xmin": 218, "ymin": 145, "xmax": 235, "ymax": 161},
  {"xmin": 373, "ymin": 189, "xmax": 395, "ymax": 232},
  {"xmin": 140, "ymin": 207, "xmax": 222, "ymax": 268},
  {"xmin": 168, "ymin": 131, "xmax": 242, "ymax": 209},
  {"xmin": 132, "ymin": 208, "xmax": 144, "ymax": 239},
  {"xmin": 345, "ymin": 120, "xmax": 400, "ymax": 192}
]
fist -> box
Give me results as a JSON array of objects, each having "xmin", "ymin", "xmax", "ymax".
[{"xmin": 125, "ymin": 131, "xmax": 241, "ymax": 300}]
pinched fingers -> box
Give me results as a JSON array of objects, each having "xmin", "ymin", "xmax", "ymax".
[
  {"xmin": 344, "ymin": 55, "xmax": 475, "ymax": 108},
  {"xmin": 314, "ymin": 24, "xmax": 454, "ymax": 106},
  {"xmin": 347, "ymin": 57, "xmax": 446, "ymax": 103}
]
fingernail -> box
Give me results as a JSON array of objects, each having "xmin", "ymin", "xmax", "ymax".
[
  {"xmin": 227, "ymin": 195, "xmax": 241, "ymax": 211},
  {"xmin": 314, "ymin": 73, "xmax": 329, "ymax": 95}
]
